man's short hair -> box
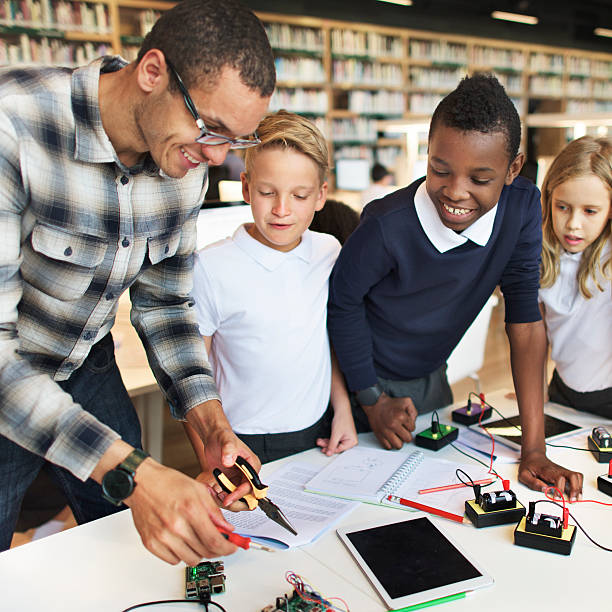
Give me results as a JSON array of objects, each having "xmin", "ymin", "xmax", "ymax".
[
  {"xmin": 244, "ymin": 110, "xmax": 330, "ymax": 184},
  {"xmin": 137, "ymin": 0, "xmax": 275, "ymax": 97},
  {"xmin": 430, "ymin": 73, "xmax": 521, "ymax": 162}
]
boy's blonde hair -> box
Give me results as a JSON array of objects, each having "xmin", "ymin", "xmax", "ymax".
[
  {"xmin": 540, "ymin": 135, "xmax": 612, "ymax": 298},
  {"xmin": 244, "ymin": 110, "xmax": 329, "ymax": 184}
]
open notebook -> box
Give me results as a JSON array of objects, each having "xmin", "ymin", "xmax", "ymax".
[{"xmin": 304, "ymin": 446, "xmax": 492, "ymax": 522}]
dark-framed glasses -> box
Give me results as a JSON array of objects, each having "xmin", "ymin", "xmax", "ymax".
[{"xmin": 165, "ymin": 59, "xmax": 260, "ymax": 150}]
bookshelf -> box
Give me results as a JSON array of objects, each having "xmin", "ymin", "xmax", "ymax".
[
  {"xmin": 256, "ymin": 13, "xmax": 612, "ymax": 188},
  {"xmin": 0, "ymin": 5, "xmax": 611, "ymax": 185}
]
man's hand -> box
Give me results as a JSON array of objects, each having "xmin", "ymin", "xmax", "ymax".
[
  {"xmin": 127, "ymin": 459, "xmax": 238, "ymax": 565},
  {"xmin": 91, "ymin": 439, "xmax": 237, "ymax": 566},
  {"xmin": 519, "ymin": 449, "xmax": 583, "ymax": 501},
  {"xmin": 362, "ymin": 392, "xmax": 417, "ymax": 450}
]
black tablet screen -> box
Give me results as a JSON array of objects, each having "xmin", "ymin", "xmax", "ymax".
[
  {"xmin": 483, "ymin": 414, "xmax": 580, "ymax": 447},
  {"xmin": 346, "ymin": 517, "xmax": 481, "ymax": 599}
]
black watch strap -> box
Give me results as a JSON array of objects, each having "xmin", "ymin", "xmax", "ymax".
[
  {"xmin": 355, "ymin": 383, "xmax": 383, "ymax": 406},
  {"xmin": 119, "ymin": 448, "xmax": 149, "ymax": 473}
]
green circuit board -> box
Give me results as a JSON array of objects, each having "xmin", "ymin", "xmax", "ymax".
[{"xmin": 185, "ymin": 561, "xmax": 226, "ymax": 600}]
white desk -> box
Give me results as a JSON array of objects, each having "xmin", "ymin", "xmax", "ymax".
[{"xmin": 2, "ymin": 391, "xmax": 610, "ymax": 612}]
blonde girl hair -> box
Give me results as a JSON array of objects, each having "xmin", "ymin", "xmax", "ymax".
[
  {"xmin": 540, "ymin": 136, "xmax": 612, "ymax": 298},
  {"xmin": 244, "ymin": 110, "xmax": 329, "ymax": 184}
]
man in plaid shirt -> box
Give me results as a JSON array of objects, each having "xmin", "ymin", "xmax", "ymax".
[{"xmin": 0, "ymin": 0, "xmax": 274, "ymax": 565}]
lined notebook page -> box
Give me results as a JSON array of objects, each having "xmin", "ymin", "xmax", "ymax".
[
  {"xmin": 380, "ymin": 457, "xmax": 491, "ymax": 517},
  {"xmin": 304, "ymin": 447, "xmax": 424, "ymax": 503},
  {"xmin": 305, "ymin": 446, "xmax": 491, "ymax": 518}
]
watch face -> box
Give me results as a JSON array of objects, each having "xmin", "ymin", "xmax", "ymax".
[
  {"xmin": 356, "ymin": 385, "xmax": 382, "ymax": 406},
  {"xmin": 102, "ymin": 469, "xmax": 134, "ymax": 503}
]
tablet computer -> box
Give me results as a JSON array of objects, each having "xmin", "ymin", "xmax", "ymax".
[
  {"xmin": 337, "ymin": 514, "xmax": 493, "ymax": 609},
  {"xmin": 468, "ymin": 413, "xmax": 582, "ymax": 451}
]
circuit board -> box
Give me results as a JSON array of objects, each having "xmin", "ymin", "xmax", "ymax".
[
  {"xmin": 261, "ymin": 589, "xmax": 327, "ymax": 611},
  {"xmin": 185, "ymin": 561, "xmax": 226, "ymax": 600}
]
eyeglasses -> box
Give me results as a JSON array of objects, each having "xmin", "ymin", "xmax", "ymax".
[{"xmin": 165, "ymin": 59, "xmax": 261, "ymax": 150}]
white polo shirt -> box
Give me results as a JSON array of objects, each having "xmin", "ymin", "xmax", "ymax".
[
  {"xmin": 539, "ymin": 242, "xmax": 612, "ymax": 392},
  {"xmin": 192, "ymin": 224, "xmax": 341, "ymax": 434},
  {"xmin": 414, "ymin": 181, "xmax": 498, "ymax": 253}
]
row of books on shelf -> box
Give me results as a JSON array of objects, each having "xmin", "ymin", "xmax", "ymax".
[
  {"xmin": 137, "ymin": 9, "xmax": 159, "ymax": 38},
  {"xmin": 270, "ymin": 87, "xmax": 328, "ymax": 114},
  {"xmin": 330, "ymin": 28, "xmax": 403, "ymax": 58},
  {"xmin": 471, "ymin": 46, "xmax": 524, "ymax": 70},
  {"xmin": 410, "ymin": 66, "xmax": 465, "ymax": 89},
  {"xmin": 566, "ymin": 78, "xmax": 612, "ymax": 98},
  {"xmin": 409, "ymin": 40, "xmax": 467, "ymax": 64},
  {"xmin": 265, "ymin": 23, "xmax": 612, "ymax": 77},
  {"xmin": 264, "ymin": 23, "xmax": 323, "ymax": 53},
  {"xmin": 274, "ymin": 56, "xmax": 324, "ymax": 84},
  {"xmin": 331, "ymin": 117, "xmax": 378, "ymax": 143},
  {"xmin": 526, "ymin": 76, "xmax": 612, "ymax": 99},
  {"xmin": 0, "ymin": 0, "xmax": 110, "ymax": 32},
  {"xmin": 0, "ymin": 33, "xmax": 108, "ymax": 64},
  {"xmin": 332, "ymin": 59, "xmax": 403, "ymax": 87},
  {"xmin": 333, "ymin": 144, "xmax": 402, "ymax": 170},
  {"xmin": 566, "ymin": 99, "xmax": 612, "ymax": 113},
  {"xmin": 493, "ymin": 72, "xmax": 522, "ymax": 93},
  {"xmin": 347, "ymin": 89, "xmax": 404, "ymax": 114}
]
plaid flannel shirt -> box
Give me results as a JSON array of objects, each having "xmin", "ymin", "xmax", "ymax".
[{"xmin": 0, "ymin": 56, "xmax": 219, "ymax": 481}]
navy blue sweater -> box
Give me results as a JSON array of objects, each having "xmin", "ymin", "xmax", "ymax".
[{"xmin": 328, "ymin": 176, "xmax": 542, "ymax": 392}]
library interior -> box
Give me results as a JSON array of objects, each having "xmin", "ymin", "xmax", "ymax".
[{"xmin": 1, "ymin": 0, "xmax": 611, "ymax": 611}]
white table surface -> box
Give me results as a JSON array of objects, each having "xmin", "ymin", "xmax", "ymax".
[{"xmin": 1, "ymin": 390, "xmax": 610, "ymax": 612}]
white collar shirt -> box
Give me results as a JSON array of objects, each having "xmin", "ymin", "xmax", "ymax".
[
  {"xmin": 539, "ymin": 243, "xmax": 612, "ymax": 392},
  {"xmin": 192, "ymin": 225, "xmax": 340, "ymax": 434},
  {"xmin": 414, "ymin": 180, "xmax": 498, "ymax": 253}
]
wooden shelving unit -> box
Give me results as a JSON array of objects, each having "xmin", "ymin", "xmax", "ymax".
[
  {"xmin": 1, "ymin": 4, "xmax": 611, "ymax": 181},
  {"xmin": 259, "ymin": 12, "xmax": 612, "ymax": 183}
]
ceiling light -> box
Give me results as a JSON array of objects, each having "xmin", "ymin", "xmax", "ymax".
[
  {"xmin": 377, "ymin": 0, "xmax": 413, "ymax": 6},
  {"xmin": 491, "ymin": 10, "xmax": 538, "ymax": 25},
  {"xmin": 594, "ymin": 27, "xmax": 612, "ymax": 38}
]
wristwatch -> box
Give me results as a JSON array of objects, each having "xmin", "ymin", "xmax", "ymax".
[
  {"xmin": 101, "ymin": 448, "xmax": 149, "ymax": 506},
  {"xmin": 355, "ymin": 383, "xmax": 383, "ymax": 407}
]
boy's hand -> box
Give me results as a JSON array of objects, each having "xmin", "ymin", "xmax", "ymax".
[
  {"xmin": 519, "ymin": 450, "xmax": 583, "ymax": 501},
  {"xmin": 362, "ymin": 392, "xmax": 417, "ymax": 450},
  {"xmin": 317, "ymin": 411, "xmax": 358, "ymax": 456}
]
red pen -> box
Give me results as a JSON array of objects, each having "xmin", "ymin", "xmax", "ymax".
[
  {"xmin": 387, "ymin": 494, "xmax": 464, "ymax": 523},
  {"xmin": 418, "ymin": 478, "xmax": 495, "ymax": 495},
  {"xmin": 217, "ymin": 526, "xmax": 275, "ymax": 552}
]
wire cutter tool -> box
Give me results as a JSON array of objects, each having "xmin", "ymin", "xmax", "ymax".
[{"xmin": 213, "ymin": 456, "xmax": 297, "ymax": 536}]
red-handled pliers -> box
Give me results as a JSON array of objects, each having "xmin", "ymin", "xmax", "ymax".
[{"xmin": 213, "ymin": 456, "xmax": 297, "ymax": 536}]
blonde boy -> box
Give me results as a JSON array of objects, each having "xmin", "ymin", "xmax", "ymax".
[{"xmin": 187, "ymin": 110, "xmax": 357, "ymax": 467}]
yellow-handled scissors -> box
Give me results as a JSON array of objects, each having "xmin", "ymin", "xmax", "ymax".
[{"xmin": 213, "ymin": 456, "xmax": 297, "ymax": 536}]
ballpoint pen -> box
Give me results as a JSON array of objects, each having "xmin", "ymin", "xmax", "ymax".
[{"xmin": 217, "ymin": 525, "xmax": 275, "ymax": 552}]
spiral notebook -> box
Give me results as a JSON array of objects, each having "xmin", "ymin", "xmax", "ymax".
[{"xmin": 304, "ymin": 446, "xmax": 491, "ymax": 521}]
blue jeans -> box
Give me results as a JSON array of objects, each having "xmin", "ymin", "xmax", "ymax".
[{"xmin": 0, "ymin": 333, "xmax": 142, "ymax": 551}]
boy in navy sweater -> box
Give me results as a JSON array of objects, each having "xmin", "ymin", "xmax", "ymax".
[{"xmin": 328, "ymin": 74, "xmax": 583, "ymax": 499}]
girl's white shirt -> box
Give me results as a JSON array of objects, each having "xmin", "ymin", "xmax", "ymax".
[{"xmin": 539, "ymin": 240, "xmax": 612, "ymax": 392}]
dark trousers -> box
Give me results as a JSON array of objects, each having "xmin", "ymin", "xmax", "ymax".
[
  {"xmin": 236, "ymin": 406, "xmax": 333, "ymax": 464},
  {"xmin": 0, "ymin": 333, "xmax": 142, "ymax": 551},
  {"xmin": 350, "ymin": 364, "xmax": 453, "ymax": 433},
  {"xmin": 548, "ymin": 369, "xmax": 612, "ymax": 420}
]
